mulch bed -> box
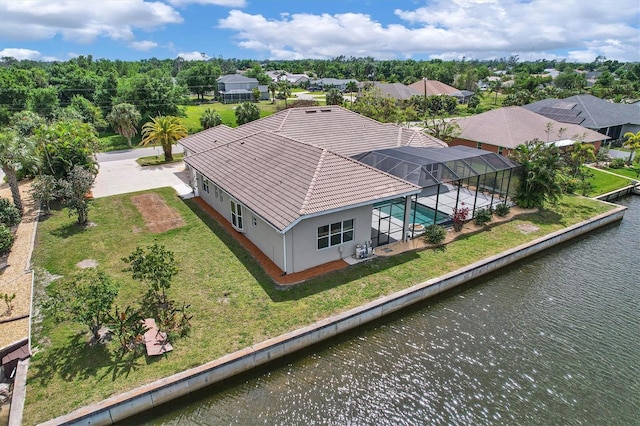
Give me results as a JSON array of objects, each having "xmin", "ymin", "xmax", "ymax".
[{"xmin": 131, "ymin": 193, "xmax": 185, "ymax": 233}]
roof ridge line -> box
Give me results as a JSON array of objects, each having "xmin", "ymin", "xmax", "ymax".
[
  {"xmin": 299, "ymin": 149, "xmax": 327, "ymax": 215},
  {"xmin": 277, "ymin": 108, "xmax": 292, "ymax": 132}
]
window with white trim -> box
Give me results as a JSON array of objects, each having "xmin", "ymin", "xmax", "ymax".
[
  {"xmin": 203, "ymin": 179, "xmax": 209, "ymax": 193},
  {"xmin": 317, "ymin": 219, "xmax": 354, "ymax": 250},
  {"xmin": 230, "ymin": 200, "xmax": 244, "ymax": 230},
  {"xmin": 214, "ymin": 185, "xmax": 223, "ymax": 202},
  {"xmin": 498, "ymin": 146, "xmax": 504, "ymax": 155},
  {"xmin": 476, "ymin": 142, "xmax": 483, "ymax": 149}
]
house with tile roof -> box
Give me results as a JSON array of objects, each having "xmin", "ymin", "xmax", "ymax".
[
  {"xmin": 363, "ymin": 82, "xmax": 421, "ymax": 102},
  {"xmin": 407, "ymin": 79, "xmax": 474, "ymax": 104},
  {"xmin": 217, "ymin": 74, "xmax": 269, "ymax": 104},
  {"xmin": 180, "ymin": 106, "xmax": 448, "ymax": 274},
  {"xmin": 523, "ymin": 94, "xmax": 640, "ymax": 144},
  {"xmin": 449, "ymin": 106, "xmax": 610, "ymax": 156}
]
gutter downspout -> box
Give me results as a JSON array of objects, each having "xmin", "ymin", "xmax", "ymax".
[{"xmin": 282, "ymin": 233, "xmax": 287, "ymax": 274}]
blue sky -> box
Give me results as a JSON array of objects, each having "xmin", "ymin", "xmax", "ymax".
[{"xmin": 0, "ymin": 0, "xmax": 638, "ymax": 63}]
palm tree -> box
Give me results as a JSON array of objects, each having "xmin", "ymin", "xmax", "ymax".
[
  {"xmin": 345, "ymin": 81, "xmax": 358, "ymax": 104},
  {"xmin": 622, "ymin": 131, "xmax": 640, "ymax": 165},
  {"xmin": 488, "ymin": 80, "xmax": 502, "ymax": 105},
  {"xmin": 235, "ymin": 102, "xmax": 260, "ymax": 125},
  {"xmin": 140, "ymin": 116, "xmax": 187, "ymax": 162},
  {"xmin": 107, "ymin": 103, "xmax": 141, "ymax": 147},
  {"xmin": 0, "ymin": 129, "xmax": 39, "ymax": 213},
  {"xmin": 268, "ymin": 81, "xmax": 277, "ymax": 104}
]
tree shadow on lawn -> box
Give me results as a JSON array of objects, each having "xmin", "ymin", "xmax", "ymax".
[
  {"xmin": 183, "ymin": 199, "xmax": 419, "ymax": 302},
  {"xmin": 49, "ymin": 222, "xmax": 90, "ymax": 239},
  {"xmin": 30, "ymin": 332, "xmax": 144, "ymax": 386}
]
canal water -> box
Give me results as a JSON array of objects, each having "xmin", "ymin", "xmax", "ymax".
[{"xmin": 134, "ymin": 197, "xmax": 640, "ymax": 425}]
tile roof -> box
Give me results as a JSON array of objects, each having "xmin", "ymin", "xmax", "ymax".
[
  {"xmin": 454, "ymin": 106, "xmax": 609, "ymax": 148},
  {"xmin": 180, "ymin": 105, "xmax": 447, "ymax": 156},
  {"xmin": 523, "ymin": 94, "xmax": 640, "ymax": 129},
  {"xmin": 407, "ymin": 80, "xmax": 461, "ymax": 96},
  {"xmin": 370, "ymin": 82, "xmax": 421, "ymax": 100},
  {"xmin": 184, "ymin": 131, "xmax": 420, "ymax": 232}
]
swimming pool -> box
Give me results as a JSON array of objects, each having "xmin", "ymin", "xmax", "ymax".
[{"xmin": 374, "ymin": 201, "xmax": 449, "ymax": 226}]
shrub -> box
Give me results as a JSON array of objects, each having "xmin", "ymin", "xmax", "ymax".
[
  {"xmin": 474, "ymin": 207, "xmax": 493, "ymax": 226},
  {"xmin": 0, "ymin": 224, "xmax": 14, "ymax": 254},
  {"xmin": 609, "ymin": 158, "xmax": 626, "ymax": 169},
  {"xmin": 0, "ymin": 198, "xmax": 21, "ymax": 227},
  {"xmin": 494, "ymin": 203, "xmax": 511, "ymax": 217},
  {"xmin": 452, "ymin": 204, "xmax": 469, "ymax": 232},
  {"xmin": 424, "ymin": 224, "xmax": 447, "ymax": 244}
]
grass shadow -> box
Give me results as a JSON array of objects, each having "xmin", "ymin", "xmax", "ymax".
[
  {"xmin": 29, "ymin": 332, "xmax": 112, "ymax": 386},
  {"xmin": 49, "ymin": 222, "xmax": 89, "ymax": 239},
  {"xmin": 182, "ymin": 199, "xmax": 419, "ymax": 302}
]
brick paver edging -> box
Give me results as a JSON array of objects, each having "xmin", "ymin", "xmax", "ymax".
[{"xmin": 39, "ymin": 205, "xmax": 627, "ymax": 426}]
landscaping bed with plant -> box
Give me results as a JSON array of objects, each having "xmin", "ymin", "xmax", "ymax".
[{"xmin": 24, "ymin": 188, "xmax": 616, "ymax": 424}]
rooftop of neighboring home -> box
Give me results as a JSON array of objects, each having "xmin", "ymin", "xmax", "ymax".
[
  {"xmin": 180, "ymin": 105, "xmax": 446, "ymax": 156},
  {"xmin": 454, "ymin": 106, "xmax": 610, "ymax": 149},
  {"xmin": 367, "ymin": 82, "xmax": 421, "ymax": 101},
  {"xmin": 407, "ymin": 79, "xmax": 461, "ymax": 96},
  {"xmin": 523, "ymin": 94, "xmax": 640, "ymax": 129},
  {"xmin": 217, "ymin": 74, "xmax": 257, "ymax": 84}
]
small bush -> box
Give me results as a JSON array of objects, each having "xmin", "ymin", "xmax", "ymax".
[
  {"xmin": 452, "ymin": 204, "xmax": 470, "ymax": 232},
  {"xmin": 609, "ymin": 158, "xmax": 626, "ymax": 169},
  {"xmin": 474, "ymin": 207, "xmax": 493, "ymax": 225},
  {"xmin": 424, "ymin": 224, "xmax": 447, "ymax": 244},
  {"xmin": 0, "ymin": 224, "xmax": 14, "ymax": 254},
  {"xmin": 0, "ymin": 198, "xmax": 21, "ymax": 227},
  {"xmin": 494, "ymin": 203, "xmax": 511, "ymax": 217}
]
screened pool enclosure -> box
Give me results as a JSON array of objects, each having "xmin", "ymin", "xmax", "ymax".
[{"xmin": 352, "ymin": 146, "xmax": 520, "ymax": 246}]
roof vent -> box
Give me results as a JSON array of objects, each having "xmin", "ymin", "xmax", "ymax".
[
  {"xmin": 305, "ymin": 110, "xmax": 317, "ymax": 114},
  {"xmin": 320, "ymin": 109, "xmax": 332, "ymax": 112}
]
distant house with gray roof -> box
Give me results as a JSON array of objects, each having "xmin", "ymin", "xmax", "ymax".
[
  {"xmin": 407, "ymin": 79, "xmax": 474, "ymax": 104},
  {"xmin": 217, "ymin": 74, "xmax": 269, "ymax": 104},
  {"xmin": 364, "ymin": 82, "xmax": 421, "ymax": 102},
  {"xmin": 309, "ymin": 78, "xmax": 358, "ymax": 92},
  {"xmin": 523, "ymin": 94, "xmax": 640, "ymax": 144}
]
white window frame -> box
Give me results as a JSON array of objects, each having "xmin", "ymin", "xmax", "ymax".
[
  {"xmin": 230, "ymin": 200, "xmax": 244, "ymax": 231},
  {"xmin": 317, "ymin": 219, "xmax": 354, "ymax": 250},
  {"xmin": 203, "ymin": 178, "xmax": 209, "ymax": 193}
]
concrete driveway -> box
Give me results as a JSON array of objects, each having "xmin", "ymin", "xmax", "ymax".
[{"xmin": 93, "ymin": 146, "xmax": 193, "ymax": 198}]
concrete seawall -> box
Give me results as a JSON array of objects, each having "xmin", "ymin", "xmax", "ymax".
[{"xmin": 41, "ymin": 205, "xmax": 627, "ymax": 426}]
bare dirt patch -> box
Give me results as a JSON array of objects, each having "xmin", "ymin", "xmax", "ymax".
[
  {"xmin": 131, "ymin": 193, "xmax": 185, "ymax": 233},
  {"xmin": 76, "ymin": 259, "xmax": 98, "ymax": 269},
  {"xmin": 517, "ymin": 223, "xmax": 540, "ymax": 234}
]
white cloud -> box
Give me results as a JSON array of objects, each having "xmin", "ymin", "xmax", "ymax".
[
  {"xmin": 0, "ymin": 0, "xmax": 182, "ymax": 43},
  {"xmin": 177, "ymin": 51, "xmax": 211, "ymax": 60},
  {"xmin": 0, "ymin": 48, "xmax": 43, "ymax": 60},
  {"xmin": 218, "ymin": 0, "xmax": 640, "ymax": 61},
  {"xmin": 168, "ymin": 0, "xmax": 245, "ymax": 6},
  {"xmin": 130, "ymin": 40, "xmax": 159, "ymax": 51}
]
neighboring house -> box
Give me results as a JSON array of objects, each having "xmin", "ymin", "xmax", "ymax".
[
  {"xmin": 266, "ymin": 70, "xmax": 310, "ymax": 86},
  {"xmin": 217, "ymin": 74, "xmax": 269, "ymax": 103},
  {"xmin": 523, "ymin": 94, "xmax": 640, "ymax": 144},
  {"xmin": 181, "ymin": 106, "xmax": 517, "ymax": 276},
  {"xmin": 407, "ymin": 80, "xmax": 474, "ymax": 104},
  {"xmin": 362, "ymin": 82, "xmax": 421, "ymax": 102},
  {"xmin": 309, "ymin": 78, "xmax": 358, "ymax": 92},
  {"xmin": 450, "ymin": 106, "xmax": 610, "ymax": 156}
]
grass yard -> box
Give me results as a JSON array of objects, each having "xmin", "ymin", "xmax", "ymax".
[
  {"xmin": 583, "ymin": 166, "xmax": 634, "ymax": 196},
  {"xmin": 136, "ymin": 153, "xmax": 184, "ymax": 166},
  {"xmin": 25, "ymin": 190, "xmax": 616, "ymax": 424},
  {"xmin": 602, "ymin": 166, "xmax": 640, "ymax": 180}
]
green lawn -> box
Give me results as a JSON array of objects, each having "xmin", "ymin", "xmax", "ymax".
[
  {"xmin": 24, "ymin": 189, "xmax": 616, "ymax": 424},
  {"xmin": 602, "ymin": 166, "xmax": 640, "ymax": 180},
  {"xmin": 583, "ymin": 166, "xmax": 634, "ymax": 196}
]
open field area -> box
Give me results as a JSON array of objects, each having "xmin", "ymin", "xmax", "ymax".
[{"xmin": 25, "ymin": 188, "xmax": 616, "ymax": 424}]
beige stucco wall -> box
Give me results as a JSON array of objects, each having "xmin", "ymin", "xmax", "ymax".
[
  {"xmin": 196, "ymin": 173, "xmax": 373, "ymax": 274},
  {"xmin": 287, "ymin": 205, "xmax": 372, "ymax": 273}
]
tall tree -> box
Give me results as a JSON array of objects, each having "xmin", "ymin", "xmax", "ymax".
[
  {"xmin": 268, "ymin": 81, "xmax": 277, "ymax": 104},
  {"xmin": 58, "ymin": 165, "xmax": 96, "ymax": 224},
  {"xmin": 107, "ymin": 103, "xmax": 141, "ymax": 147},
  {"xmin": 140, "ymin": 116, "xmax": 187, "ymax": 161},
  {"xmin": 622, "ymin": 131, "xmax": 640, "ymax": 165},
  {"xmin": 235, "ymin": 102, "xmax": 260, "ymax": 125},
  {"xmin": 345, "ymin": 81, "xmax": 358, "ymax": 103},
  {"xmin": 0, "ymin": 130, "xmax": 39, "ymax": 212},
  {"xmin": 276, "ymin": 81, "xmax": 292, "ymax": 107},
  {"xmin": 176, "ymin": 61, "xmax": 221, "ymax": 101}
]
